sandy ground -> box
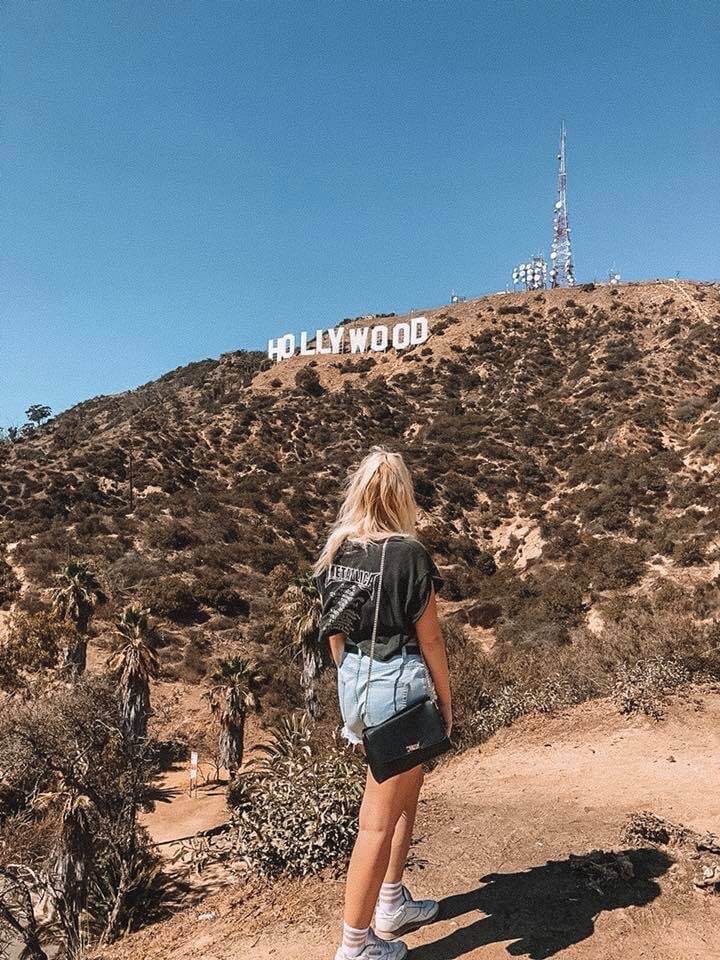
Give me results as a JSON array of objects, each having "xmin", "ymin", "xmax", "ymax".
[
  {"xmin": 96, "ymin": 685, "xmax": 720, "ymax": 960},
  {"xmin": 142, "ymin": 764, "xmax": 230, "ymax": 846}
]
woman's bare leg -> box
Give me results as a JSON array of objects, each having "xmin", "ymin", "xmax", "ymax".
[
  {"xmin": 344, "ymin": 765, "xmax": 424, "ymax": 929},
  {"xmin": 383, "ymin": 766, "xmax": 423, "ymax": 884}
]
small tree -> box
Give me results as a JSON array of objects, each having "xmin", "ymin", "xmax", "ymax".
[
  {"xmin": 107, "ymin": 606, "xmax": 159, "ymax": 741},
  {"xmin": 25, "ymin": 404, "xmax": 52, "ymax": 427},
  {"xmin": 0, "ymin": 611, "xmax": 72, "ymax": 692},
  {"xmin": 295, "ymin": 367, "xmax": 325, "ymax": 396},
  {"xmin": 280, "ymin": 573, "xmax": 324, "ymax": 720},
  {"xmin": 51, "ymin": 562, "xmax": 106, "ymax": 675},
  {"xmin": 205, "ymin": 658, "xmax": 263, "ymax": 777}
]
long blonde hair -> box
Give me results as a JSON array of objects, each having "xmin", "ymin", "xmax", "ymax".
[{"xmin": 314, "ymin": 447, "xmax": 418, "ymax": 575}]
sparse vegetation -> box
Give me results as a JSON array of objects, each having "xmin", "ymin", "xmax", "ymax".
[
  {"xmin": 0, "ymin": 677, "xmax": 164, "ymax": 956},
  {"xmin": 449, "ymin": 591, "xmax": 720, "ymax": 745},
  {"xmin": 2, "ymin": 281, "xmax": 720, "ymax": 951}
]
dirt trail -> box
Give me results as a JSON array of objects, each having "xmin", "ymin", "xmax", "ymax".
[
  {"xmin": 0, "ymin": 541, "xmax": 28, "ymax": 637},
  {"xmin": 662, "ymin": 278, "xmax": 715, "ymax": 324},
  {"xmin": 99, "ymin": 689, "xmax": 720, "ymax": 960},
  {"xmin": 142, "ymin": 764, "xmax": 230, "ymax": 847}
]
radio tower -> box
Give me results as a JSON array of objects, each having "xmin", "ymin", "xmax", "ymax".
[{"xmin": 549, "ymin": 121, "xmax": 575, "ymax": 288}]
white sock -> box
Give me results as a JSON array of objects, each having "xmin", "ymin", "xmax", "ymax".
[
  {"xmin": 379, "ymin": 881, "xmax": 405, "ymax": 914},
  {"xmin": 342, "ymin": 922, "xmax": 369, "ymax": 957}
]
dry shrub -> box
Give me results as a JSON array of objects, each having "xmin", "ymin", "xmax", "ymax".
[
  {"xmin": 467, "ymin": 668, "xmax": 596, "ymax": 745},
  {"xmin": 621, "ymin": 811, "xmax": 695, "ymax": 848},
  {"xmin": 139, "ymin": 576, "xmax": 198, "ymax": 621},
  {"xmin": 0, "ymin": 611, "xmax": 76, "ymax": 691},
  {"xmin": 612, "ymin": 656, "xmax": 694, "ymax": 719},
  {"xmin": 621, "ymin": 813, "xmax": 720, "ymax": 893},
  {"xmin": 451, "ymin": 593, "xmax": 720, "ymax": 746},
  {"xmin": 570, "ymin": 850, "xmax": 634, "ymax": 894},
  {"xmin": 0, "ymin": 555, "xmax": 20, "ymax": 605}
]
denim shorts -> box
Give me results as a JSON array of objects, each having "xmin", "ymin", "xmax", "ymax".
[{"xmin": 337, "ymin": 647, "xmax": 433, "ymax": 746}]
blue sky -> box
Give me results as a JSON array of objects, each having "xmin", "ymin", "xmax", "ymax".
[{"xmin": 2, "ymin": 0, "xmax": 719, "ymax": 425}]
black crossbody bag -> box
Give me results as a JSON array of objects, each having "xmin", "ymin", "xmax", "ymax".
[{"xmin": 362, "ymin": 540, "xmax": 453, "ymax": 784}]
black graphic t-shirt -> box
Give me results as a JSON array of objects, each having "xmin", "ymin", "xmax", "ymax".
[{"xmin": 316, "ymin": 536, "xmax": 444, "ymax": 661}]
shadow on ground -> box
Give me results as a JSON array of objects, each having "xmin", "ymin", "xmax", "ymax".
[
  {"xmin": 145, "ymin": 782, "xmax": 182, "ymax": 805},
  {"xmin": 410, "ymin": 848, "xmax": 671, "ymax": 960}
]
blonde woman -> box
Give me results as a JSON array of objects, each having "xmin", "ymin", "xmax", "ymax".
[{"xmin": 315, "ymin": 448, "xmax": 452, "ymax": 960}]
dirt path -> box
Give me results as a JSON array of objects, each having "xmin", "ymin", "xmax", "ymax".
[
  {"xmin": 662, "ymin": 278, "xmax": 715, "ymax": 325},
  {"xmin": 0, "ymin": 541, "xmax": 28, "ymax": 637},
  {"xmin": 99, "ymin": 688, "xmax": 720, "ymax": 960},
  {"xmin": 142, "ymin": 764, "xmax": 230, "ymax": 847}
]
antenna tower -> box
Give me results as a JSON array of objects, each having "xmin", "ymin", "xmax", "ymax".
[{"xmin": 549, "ymin": 121, "xmax": 575, "ymax": 288}]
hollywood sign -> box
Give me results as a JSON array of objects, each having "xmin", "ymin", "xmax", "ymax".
[{"xmin": 268, "ymin": 316, "xmax": 429, "ymax": 362}]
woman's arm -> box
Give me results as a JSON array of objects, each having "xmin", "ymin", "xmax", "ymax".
[
  {"xmin": 328, "ymin": 633, "xmax": 345, "ymax": 668},
  {"xmin": 415, "ymin": 587, "xmax": 452, "ymax": 734}
]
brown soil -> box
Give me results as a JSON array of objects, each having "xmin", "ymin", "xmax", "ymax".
[
  {"xmin": 142, "ymin": 765, "xmax": 229, "ymax": 847},
  {"xmin": 97, "ymin": 686, "xmax": 720, "ymax": 960}
]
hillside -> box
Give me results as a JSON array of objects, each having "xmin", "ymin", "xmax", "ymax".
[
  {"xmin": 2, "ymin": 278, "xmax": 720, "ymax": 960},
  {"xmin": 2, "ymin": 282, "xmax": 720, "ymax": 702},
  {"xmin": 2, "ymin": 281, "xmax": 719, "ymax": 713}
]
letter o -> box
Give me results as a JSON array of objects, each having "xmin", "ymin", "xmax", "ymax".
[
  {"xmin": 370, "ymin": 325, "xmax": 389, "ymax": 352},
  {"xmin": 410, "ymin": 317, "xmax": 429, "ymax": 345},
  {"xmin": 279, "ymin": 334, "xmax": 296, "ymax": 359},
  {"xmin": 392, "ymin": 322, "xmax": 411, "ymax": 350}
]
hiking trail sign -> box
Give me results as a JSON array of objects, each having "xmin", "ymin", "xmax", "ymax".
[{"xmin": 268, "ymin": 316, "xmax": 429, "ymax": 362}]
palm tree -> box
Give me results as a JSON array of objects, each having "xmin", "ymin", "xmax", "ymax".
[
  {"xmin": 35, "ymin": 772, "xmax": 94, "ymax": 960},
  {"xmin": 280, "ymin": 572, "xmax": 324, "ymax": 720},
  {"xmin": 205, "ymin": 658, "xmax": 263, "ymax": 777},
  {"xmin": 107, "ymin": 606, "xmax": 159, "ymax": 741},
  {"xmin": 0, "ymin": 865, "xmax": 49, "ymax": 960},
  {"xmin": 51, "ymin": 562, "xmax": 105, "ymax": 675}
]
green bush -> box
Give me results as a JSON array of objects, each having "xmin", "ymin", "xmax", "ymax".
[{"xmin": 228, "ymin": 729, "xmax": 363, "ymax": 877}]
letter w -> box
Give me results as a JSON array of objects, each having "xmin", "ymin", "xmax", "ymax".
[{"xmin": 349, "ymin": 327, "xmax": 369, "ymax": 353}]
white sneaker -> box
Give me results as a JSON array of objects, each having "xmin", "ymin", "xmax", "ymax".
[
  {"xmin": 374, "ymin": 885, "xmax": 440, "ymax": 941},
  {"xmin": 334, "ymin": 929, "xmax": 408, "ymax": 959}
]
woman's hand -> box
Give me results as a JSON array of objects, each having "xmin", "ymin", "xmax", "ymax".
[
  {"xmin": 438, "ymin": 699, "xmax": 453, "ymax": 737},
  {"xmin": 416, "ymin": 588, "xmax": 453, "ymax": 736},
  {"xmin": 329, "ymin": 633, "xmax": 345, "ymax": 668}
]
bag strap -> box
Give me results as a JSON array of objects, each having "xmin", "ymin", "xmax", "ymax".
[{"xmin": 362, "ymin": 538, "xmax": 389, "ymax": 716}]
